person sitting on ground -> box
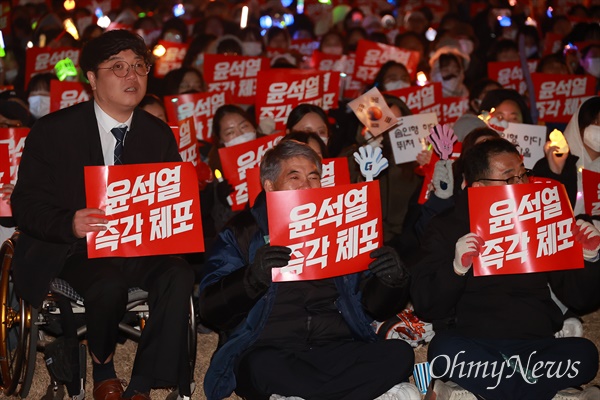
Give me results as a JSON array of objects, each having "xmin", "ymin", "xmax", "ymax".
[{"xmin": 198, "ymin": 140, "xmax": 419, "ymax": 400}]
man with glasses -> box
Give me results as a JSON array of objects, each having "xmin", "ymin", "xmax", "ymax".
[
  {"xmin": 12, "ymin": 30, "xmax": 194, "ymax": 400},
  {"xmin": 411, "ymin": 139, "xmax": 600, "ymax": 400}
]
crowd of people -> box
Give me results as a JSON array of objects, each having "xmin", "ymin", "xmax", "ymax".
[{"xmin": 1, "ymin": 0, "xmax": 600, "ymax": 399}]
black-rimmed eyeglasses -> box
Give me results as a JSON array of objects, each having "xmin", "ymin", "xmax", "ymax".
[
  {"xmin": 475, "ymin": 169, "xmax": 534, "ymax": 185},
  {"xmin": 97, "ymin": 61, "xmax": 151, "ymax": 77}
]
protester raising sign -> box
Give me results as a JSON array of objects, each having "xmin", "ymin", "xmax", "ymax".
[
  {"xmin": 440, "ymin": 96, "xmax": 469, "ymax": 125},
  {"xmin": 218, "ymin": 134, "xmax": 285, "ymax": 210},
  {"xmin": 532, "ymin": 73, "xmax": 596, "ymax": 123},
  {"xmin": 354, "ymin": 40, "xmax": 420, "ymax": 82},
  {"xmin": 268, "ymin": 181, "xmax": 382, "ymax": 282},
  {"xmin": 163, "ymin": 91, "xmax": 227, "ymax": 142},
  {"xmin": 255, "ymin": 69, "xmax": 324, "ymax": 133},
  {"xmin": 500, "ymin": 123, "xmax": 546, "ymax": 169},
  {"xmin": 389, "ymin": 113, "xmax": 438, "ymax": 165},
  {"xmin": 84, "ymin": 162, "xmax": 204, "ymax": 258},
  {"xmin": 348, "ymin": 87, "xmax": 397, "ymax": 137},
  {"xmin": 203, "ymin": 54, "xmax": 269, "ymax": 105},
  {"xmin": 50, "ymin": 80, "xmax": 91, "ymax": 112},
  {"xmin": 487, "ymin": 60, "xmax": 539, "ymax": 95},
  {"xmin": 386, "ymin": 83, "xmax": 443, "ymax": 118},
  {"xmin": 469, "ymin": 180, "xmax": 583, "ymax": 276},
  {"xmin": 582, "ymin": 169, "xmax": 600, "ymax": 216},
  {"xmin": 25, "ymin": 46, "xmax": 80, "ymax": 87}
]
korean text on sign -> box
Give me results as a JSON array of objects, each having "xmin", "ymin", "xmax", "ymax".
[
  {"xmin": 84, "ymin": 162, "xmax": 204, "ymax": 258},
  {"xmin": 203, "ymin": 54, "xmax": 269, "ymax": 104},
  {"xmin": 532, "ymin": 73, "xmax": 596, "ymax": 123},
  {"xmin": 469, "ymin": 180, "xmax": 583, "ymax": 276},
  {"xmin": 268, "ymin": 181, "xmax": 383, "ymax": 282},
  {"xmin": 389, "ymin": 112, "xmax": 438, "ymax": 165}
]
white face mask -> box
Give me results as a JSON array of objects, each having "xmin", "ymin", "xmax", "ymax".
[
  {"xmin": 582, "ymin": 57, "xmax": 600, "ymax": 78},
  {"xmin": 28, "ymin": 95, "xmax": 51, "ymax": 119},
  {"xmin": 384, "ymin": 80, "xmax": 410, "ymax": 91},
  {"xmin": 442, "ymin": 77, "xmax": 461, "ymax": 93},
  {"xmin": 583, "ymin": 125, "xmax": 600, "ymax": 152},
  {"xmin": 242, "ymin": 42, "xmax": 263, "ymax": 56},
  {"xmin": 224, "ymin": 131, "xmax": 257, "ymax": 147}
]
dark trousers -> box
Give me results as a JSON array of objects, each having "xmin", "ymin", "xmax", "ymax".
[
  {"xmin": 59, "ymin": 253, "xmax": 194, "ymax": 388},
  {"xmin": 428, "ymin": 330, "xmax": 599, "ymax": 400},
  {"xmin": 235, "ymin": 340, "xmax": 415, "ymax": 400}
]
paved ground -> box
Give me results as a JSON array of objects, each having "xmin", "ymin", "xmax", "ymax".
[{"xmin": 22, "ymin": 308, "xmax": 600, "ymax": 399}]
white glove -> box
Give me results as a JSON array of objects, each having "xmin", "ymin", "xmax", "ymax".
[
  {"xmin": 353, "ymin": 144, "xmax": 388, "ymax": 181},
  {"xmin": 432, "ymin": 160, "xmax": 454, "ymax": 199},
  {"xmin": 453, "ymin": 233, "xmax": 484, "ymax": 275},
  {"xmin": 574, "ymin": 219, "xmax": 600, "ymax": 262}
]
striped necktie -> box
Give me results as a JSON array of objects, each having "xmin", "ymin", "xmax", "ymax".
[{"xmin": 111, "ymin": 126, "xmax": 127, "ymax": 165}]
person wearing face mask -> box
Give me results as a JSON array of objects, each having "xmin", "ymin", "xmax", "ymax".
[
  {"xmin": 203, "ymin": 105, "xmax": 263, "ymax": 246},
  {"xmin": 534, "ymin": 96, "xmax": 600, "ymax": 216},
  {"xmin": 26, "ymin": 72, "xmax": 56, "ymax": 120},
  {"xmin": 580, "ymin": 44, "xmax": 600, "ymax": 90},
  {"xmin": 429, "ymin": 46, "xmax": 469, "ymax": 98},
  {"xmin": 371, "ymin": 61, "xmax": 412, "ymax": 92}
]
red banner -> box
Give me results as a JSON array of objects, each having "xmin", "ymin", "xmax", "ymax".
[
  {"xmin": 321, "ymin": 70, "xmax": 340, "ymax": 111},
  {"xmin": 255, "ymin": 69, "xmax": 324, "ymax": 133},
  {"xmin": 532, "ymin": 73, "xmax": 596, "ymax": 123},
  {"xmin": 387, "ymin": 83, "xmax": 443, "ymax": 118},
  {"xmin": 268, "ymin": 181, "xmax": 382, "ymax": 281},
  {"xmin": 440, "ymin": 97, "xmax": 469, "ymax": 125},
  {"xmin": 163, "ymin": 92, "xmax": 227, "ymax": 142},
  {"xmin": 153, "ymin": 40, "xmax": 188, "ymax": 78},
  {"xmin": 289, "ymin": 38, "xmax": 320, "ymax": 57},
  {"xmin": 0, "ymin": 143, "xmax": 10, "ymax": 216},
  {"xmin": 50, "ymin": 80, "xmax": 91, "ymax": 112},
  {"xmin": 84, "ymin": 162, "xmax": 204, "ymax": 258},
  {"xmin": 582, "ymin": 169, "xmax": 600, "ymax": 216},
  {"xmin": 469, "ymin": 180, "xmax": 583, "ymax": 276},
  {"xmin": 354, "ymin": 40, "xmax": 420, "ymax": 83},
  {"xmin": 173, "ymin": 117, "xmax": 199, "ymax": 167},
  {"xmin": 487, "ymin": 60, "xmax": 539, "ymax": 95},
  {"xmin": 0, "ymin": 127, "xmax": 28, "ymax": 184},
  {"xmin": 218, "ymin": 134, "xmax": 284, "ymax": 210},
  {"xmin": 203, "ymin": 54, "xmax": 269, "ymax": 105},
  {"xmin": 25, "ymin": 46, "xmax": 80, "ymax": 87}
]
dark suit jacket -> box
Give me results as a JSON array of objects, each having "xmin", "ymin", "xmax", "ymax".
[{"xmin": 11, "ymin": 100, "xmax": 182, "ymax": 307}]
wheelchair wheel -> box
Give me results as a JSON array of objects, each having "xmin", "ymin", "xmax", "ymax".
[{"xmin": 0, "ymin": 235, "xmax": 38, "ymax": 397}]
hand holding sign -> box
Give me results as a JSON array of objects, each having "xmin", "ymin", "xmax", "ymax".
[
  {"xmin": 354, "ymin": 144, "xmax": 388, "ymax": 182},
  {"xmin": 245, "ymin": 244, "xmax": 291, "ymax": 297},
  {"xmin": 369, "ymin": 246, "xmax": 408, "ymax": 288},
  {"xmin": 428, "ymin": 124, "xmax": 456, "ymax": 160},
  {"xmin": 453, "ymin": 233, "xmax": 484, "ymax": 276},
  {"xmin": 573, "ymin": 219, "xmax": 600, "ymax": 262}
]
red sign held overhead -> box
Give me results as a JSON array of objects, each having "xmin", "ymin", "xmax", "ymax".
[
  {"xmin": 153, "ymin": 40, "xmax": 188, "ymax": 78},
  {"xmin": 532, "ymin": 73, "xmax": 596, "ymax": 123},
  {"xmin": 487, "ymin": 60, "xmax": 539, "ymax": 95},
  {"xmin": 268, "ymin": 181, "xmax": 382, "ymax": 282},
  {"xmin": 25, "ymin": 46, "xmax": 81, "ymax": 87},
  {"xmin": 354, "ymin": 40, "xmax": 420, "ymax": 83},
  {"xmin": 84, "ymin": 162, "xmax": 204, "ymax": 258},
  {"xmin": 387, "ymin": 83, "xmax": 443, "ymax": 119},
  {"xmin": 164, "ymin": 92, "xmax": 228, "ymax": 142},
  {"xmin": 469, "ymin": 180, "xmax": 583, "ymax": 276},
  {"xmin": 203, "ymin": 54, "xmax": 269, "ymax": 105}
]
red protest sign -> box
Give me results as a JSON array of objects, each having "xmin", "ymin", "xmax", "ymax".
[
  {"xmin": 469, "ymin": 180, "xmax": 583, "ymax": 276},
  {"xmin": 387, "ymin": 83, "xmax": 443, "ymax": 118},
  {"xmin": 0, "ymin": 143, "xmax": 10, "ymax": 216},
  {"xmin": 84, "ymin": 162, "xmax": 204, "ymax": 258},
  {"xmin": 440, "ymin": 97, "xmax": 469, "ymax": 125},
  {"xmin": 0, "ymin": 127, "xmax": 28, "ymax": 184},
  {"xmin": 203, "ymin": 54, "xmax": 269, "ymax": 105},
  {"xmin": 354, "ymin": 40, "xmax": 420, "ymax": 83},
  {"xmin": 532, "ymin": 73, "xmax": 596, "ymax": 123},
  {"xmin": 173, "ymin": 117, "xmax": 199, "ymax": 167},
  {"xmin": 163, "ymin": 92, "xmax": 227, "ymax": 142},
  {"xmin": 25, "ymin": 46, "xmax": 80, "ymax": 87},
  {"xmin": 255, "ymin": 69, "xmax": 324, "ymax": 133},
  {"xmin": 321, "ymin": 70, "xmax": 340, "ymax": 111},
  {"xmin": 153, "ymin": 40, "xmax": 188, "ymax": 78},
  {"xmin": 487, "ymin": 60, "xmax": 539, "ymax": 95},
  {"xmin": 582, "ymin": 169, "xmax": 600, "ymax": 216},
  {"xmin": 218, "ymin": 134, "xmax": 285, "ymax": 210},
  {"xmin": 268, "ymin": 181, "xmax": 382, "ymax": 282},
  {"xmin": 50, "ymin": 80, "xmax": 91, "ymax": 112},
  {"xmin": 290, "ymin": 38, "xmax": 319, "ymax": 57}
]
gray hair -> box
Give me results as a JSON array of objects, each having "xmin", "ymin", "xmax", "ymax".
[{"xmin": 260, "ymin": 140, "xmax": 322, "ymax": 186}]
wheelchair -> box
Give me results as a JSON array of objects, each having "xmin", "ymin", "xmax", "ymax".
[{"xmin": 0, "ymin": 231, "xmax": 198, "ymax": 398}]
